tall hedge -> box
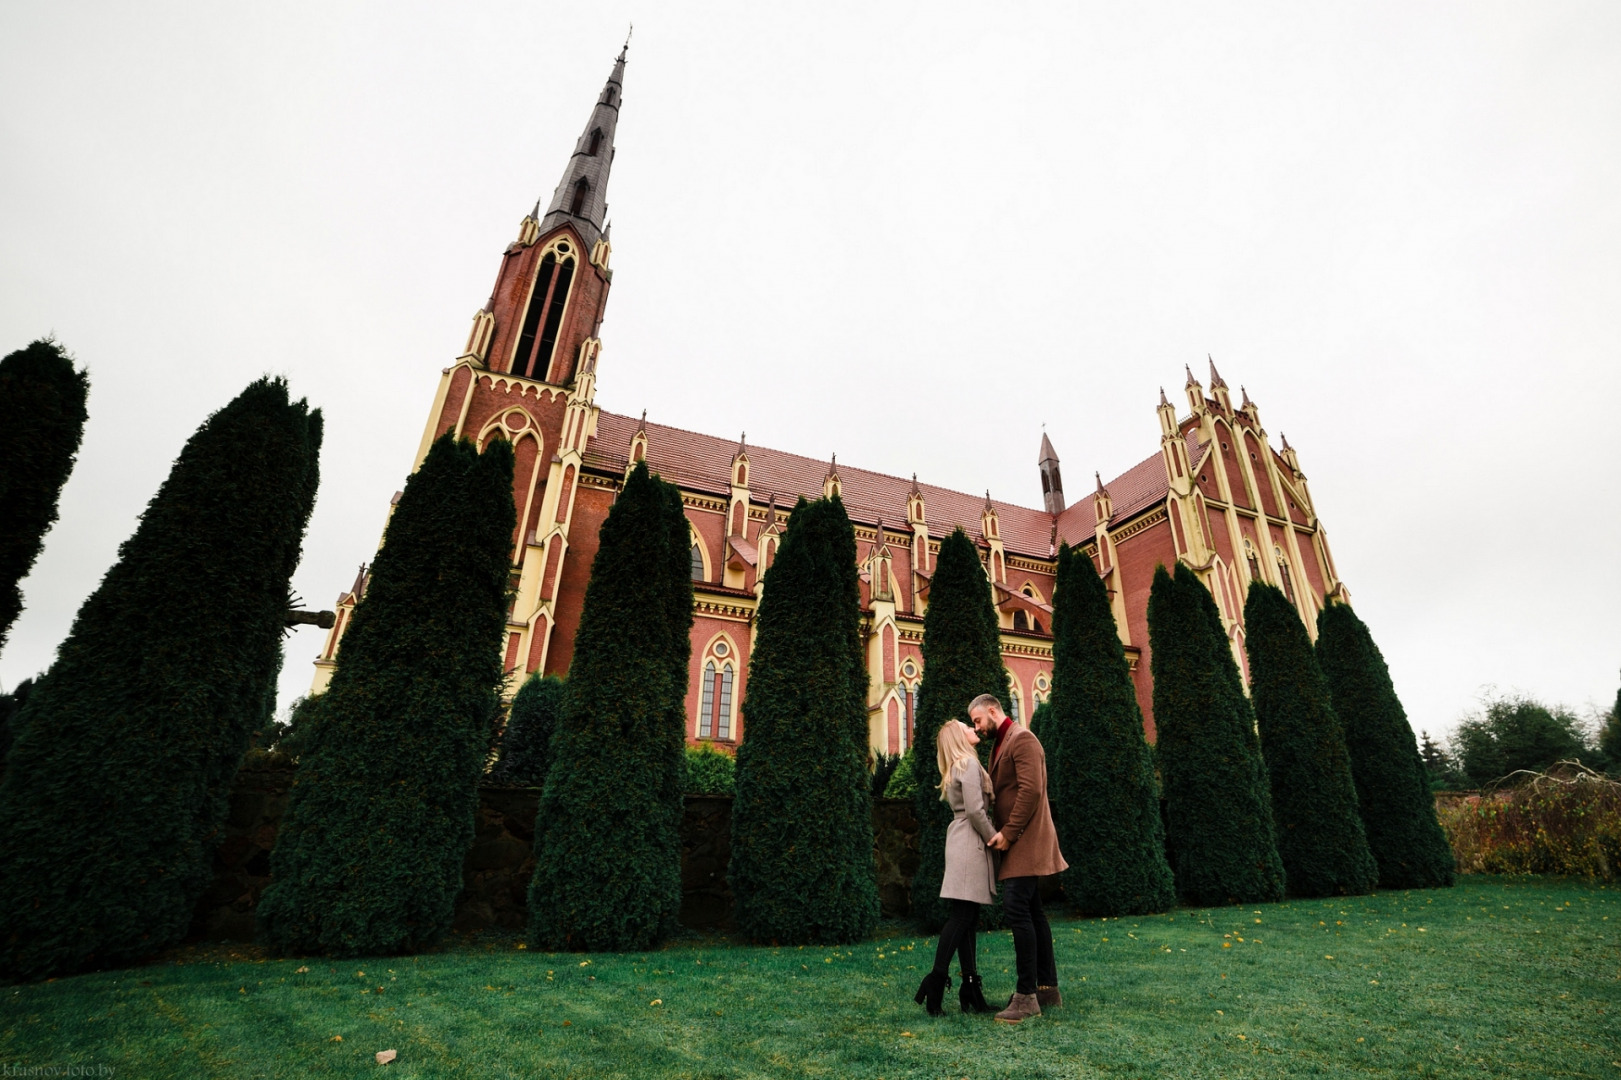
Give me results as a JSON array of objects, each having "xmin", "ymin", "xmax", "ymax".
[
  {"xmin": 0, "ymin": 338, "xmax": 90, "ymax": 651},
  {"xmin": 488, "ymin": 674, "xmax": 565, "ymax": 786},
  {"xmin": 527, "ymin": 461, "xmax": 692, "ymax": 951},
  {"xmin": 0, "ymin": 378, "xmax": 321, "ymax": 979},
  {"xmin": 729, "ymin": 497, "xmax": 877, "ymax": 944},
  {"xmin": 911, "ymin": 528, "xmax": 1009, "ymax": 930},
  {"xmin": 258, "ymin": 433, "xmax": 513, "ymax": 956},
  {"xmin": 1046, "ymin": 544, "xmax": 1174, "ymax": 916},
  {"xmin": 1315, "ymin": 602, "xmax": 1455, "ymax": 889},
  {"xmin": 1243, "ymin": 582, "xmax": 1377, "ymax": 897},
  {"xmin": 1148, "ymin": 563, "xmax": 1285, "ymax": 906}
]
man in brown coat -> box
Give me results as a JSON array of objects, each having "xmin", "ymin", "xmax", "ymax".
[{"xmin": 970, "ymin": 693, "xmax": 1068, "ymax": 1022}]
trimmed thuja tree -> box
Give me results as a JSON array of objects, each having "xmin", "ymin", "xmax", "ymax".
[
  {"xmin": 1315, "ymin": 602, "xmax": 1455, "ymax": 889},
  {"xmin": 1148, "ymin": 562, "xmax": 1285, "ymax": 906},
  {"xmin": 730, "ymin": 496, "xmax": 879, "ymax": 944},
  {"xmin": 911, "ymin": 528, "xmax": 1009, "ymax": 931},
  {"xmin": 488, "ymin": 674, "xmax": 565, "ymax": 786},
  {"xmin": 0, "ymin": 378, "xmax": 320, "ymax": 979},
  {"xmin": 258, "ymin": 433, "xmax": 513, "ymax": 956},
  {"xmin": 527, "ymin": 461, "xmax": 693, "ymax": 951},
  {"xmin": 1243, "ymin": 582, "xmax": 1378, "ymax": 897},
  {"xmin": 0, "ymin": 338, "xmax": 90, "ymax": 651},
  {"xmin": 1046, "ymin": 544, "xmax": 1174, "ymax": 916}
]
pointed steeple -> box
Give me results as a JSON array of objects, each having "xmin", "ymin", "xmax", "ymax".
[
  {"xmin": 539, "ymin": 46, "xmax": 627, "ymax": 248},
  {"xmin": 1038, "ymin": 431, "xmax": 1065, "ymax": 515},
  {"xmin": 1207, "ymin": 355, "xmax": 1227, "ymax": 388}
]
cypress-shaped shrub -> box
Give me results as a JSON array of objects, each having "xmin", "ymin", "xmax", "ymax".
[
  {"xmin": 0, "ymin": 377, "xmax": 321, "ymax": 979},
  {"xmin": 0, "ymin": 338, "xmax": 90, "ymax": 650},
  {"xmin": 1148, "ymin": 563, "xmax": 1285, "ymax": 906},
  {"xmin": 488, "ymin": 674, "xmax": 565, "ymax": 786},
  {"xmin": 1028, "ymin": 699, "xmax": 1050, "ymax": 739},
  {"xmin": 1243, "ymin": 582, "xmax": 1378, "ymax": 897},
  {"xmin": 730, "ymin": 496, "xmax": 879, "ymax": 944},
  {"xmin": 527, "ymin": 461, "xmax": 692, "ymax": 951},
  {"xmin": 911, "ymin": 528, "xmax": 1009, "ymax": 930},
  {"xmin": 1046, "ymin": 544, "xmax": 1174, "ymax": 915},
  {"xmin": 257, "ymin": 433, "xmax": 513, "ymax": 956},
  {"xmin": 1315, "ymin": 602, "xmax": 1455, "ymax": 889}
]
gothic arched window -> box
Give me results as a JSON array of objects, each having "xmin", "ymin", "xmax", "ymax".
[
  {"xmin": 513, "ymin": 249, "xmax": 577, "ymax": 381},
  {"xmin": 587, "ymin": 128, "xmax": 603, "ymax": 156},
  {"xmin": 569, "ymin": 178, "xmax": 589, "ymax": 216},
  {"xmin": 1013, "ymin": 611, "xmax": 1029, "ymax": 632},
  {"xmin": 690, "ymin": 543, "xmax": 705, "ymax": 582},
  {"xmin": 1275, "ymin": 547, "xmax": 1297, "ymax": 604},
  {"xmin": 1244, "ymin": 538, "xmax": 1261, "ymax": 585},
  {"xmin": 697, "ymin": 651, "xmax": 735, "ymax": 740}
]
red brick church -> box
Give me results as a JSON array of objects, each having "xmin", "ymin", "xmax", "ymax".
[{"xmin": 310, "ymin": 47, "xmax": 1352, "ymax": 750}]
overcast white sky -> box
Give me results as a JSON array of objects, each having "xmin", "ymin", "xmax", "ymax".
[{"xmin": 3, "ymin": 2, "xmax": 1618, "ymax": 740}]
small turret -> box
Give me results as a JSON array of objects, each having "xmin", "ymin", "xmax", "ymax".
[
  {"xmin": 1208, "ymin": 356, "xmax": 1232, "ymax": 412},
  {"xmin": 1038, "ymin": 431, "xmax": 1065, "ymax": 514},
  {"xmin": 1185, "ymin": 363, "xmax": 1204, "ymax": 415},
  {"xmin": 823, "ymin": 454, "xmax": 841, "ymax": 500}
]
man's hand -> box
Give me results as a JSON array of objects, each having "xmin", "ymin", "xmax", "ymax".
[{"xmin": 989, "ymin": 831, "xmax": 1010, "ymax": 851}]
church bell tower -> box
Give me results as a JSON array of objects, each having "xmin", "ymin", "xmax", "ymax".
[{"xmin": 313, "ymin": 45, "xmax": 631, "ymax": 697}]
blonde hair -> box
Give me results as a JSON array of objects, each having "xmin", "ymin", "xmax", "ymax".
[{"xmin": 936, "ymin": 720, "xmax": 992, "ymax": 801}]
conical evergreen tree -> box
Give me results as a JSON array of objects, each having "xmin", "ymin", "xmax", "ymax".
[
  {"xmin": 526, "ymin": 461, "xmax": 692, "ymax": 951},
  {"xmin": 730, "ymin": 496, "xmax": 879, "ymax": 944},
  {"xmin": 488, "ymin": 674, "xmax": 565, "ymax": 786},
  {"xmin": 257, "ymin": 434, "xmax": 513, "ymax": 956},
  {"xmin": 1046, "ymin": 544, "xmax": 1174, "ymax": 916},
  {"xmin": 1148, "ymin": 563, "xmax": 1284, "ymax": 906},
  {"xmin": 0, "ymin": 378, "xmax": 320, "ymax": 978},
  {"xmin": 911, "ymin": 528, "xmax": 1009, "ymax": 930},
  {"xmin": 1315, "ymin": 602, "xmax": 1455, "ymax": 889},
  {"xmin": 1243, "ymin": 582, "xmax": 1378, "ymax": 897},
  {"xmin": 0, "ymin": 338, "xmax": 90, "ymax": 651}
]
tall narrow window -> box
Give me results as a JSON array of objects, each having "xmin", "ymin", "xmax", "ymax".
[
  {"xmin": 1276, "ymin": 549, "xmax": 1297, "ymax": 604},
  {"xmin": 569, "ymin": 178, "xmax": 589, "ymax": 216},
  {"xmin": 513, "ymin": 253, "xmax": 576, "ymax": 380},
  {"xmin": 699, "ymin": 661, "xmax": 716, "ymax": 738},
  {"xmin": 1013, "ymin": 611, "xmax": 1029, "ymax": 631},
  {"xmin": 1244, "ymin": 539, "xmax": 1261, "ymax": 585},
  {"xmin": 1009, "ymin": 692, "xmax": 1021, "ymax": 726},
  {"xmin": 904, "ymin": 687, "xmax": 916, "ymax": 750},
  {"xmin": 716, "ymin": 665, "xmax": 734, "ymax": 740},
  {"xmin": 587, "ymin": 128, "xmax": 603, "ymax": 156},
  {"xmin": 690, "ymin": 543, "xmax": 705, "ymax": 581}
]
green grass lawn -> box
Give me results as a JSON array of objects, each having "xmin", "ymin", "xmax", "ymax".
[{"xmin": 3, "ymin": 876, "xmax": 1618, "ymax": 1079}]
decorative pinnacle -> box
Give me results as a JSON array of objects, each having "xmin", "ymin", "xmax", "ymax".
[
  {"xmin": 1280, "ymin": 431, "xmax": 1292, "ymax": 450},
  {"xmin": 529, "ymin": 198, "xmax": 540, "ymax": 219},
  {"xmin": 984, "ymin": 490, "xmax": 994, "ymax": 511},
  {"xmin": 737, "ymin": 431, "xmax": 747, "ymax": 453},
  {"xmin": 636, "ymin": 408, "xmax": 647, "ymax": 433},
  {"xmin": 1185, "ymin": 363, "xmax": 1199, "ymax": 387},
  {"xmin": 1208, "ymin": 356, "xmax": 1228, "ymax": 389},
  {"xmin": 1241, "ymin": 385, "xmax": 1254, "ymax": 409},
  {"xmin": 910, "ymin": 472, "xmax": 920, "ymax": 496},
  {"xmin": 1159, "ymin": 386, "xmax": 1170, "ymax": 407},
  {"xmin": 620, "ymin": 23, "xmax": 632, "ymax": 60}
]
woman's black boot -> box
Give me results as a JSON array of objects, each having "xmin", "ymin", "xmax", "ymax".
[
  {"xmin": 913, "ymin": 971, "xmax": 951, "ymax": 1016},
  {"xmin": 959, "ymin": 972, "xmax": 996, "ymax": 1014}
]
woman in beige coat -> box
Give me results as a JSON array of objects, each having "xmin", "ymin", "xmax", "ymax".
[{"xmin": 913, "ymin": 720, "xmax": 998, "ymax": 1015}]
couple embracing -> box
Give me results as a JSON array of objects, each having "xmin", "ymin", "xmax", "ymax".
[{"xmin": 913, "ymin": 694, "xmax": 1067, "ymax": 1023}]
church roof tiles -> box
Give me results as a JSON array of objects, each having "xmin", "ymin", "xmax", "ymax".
[{"xmin": 587, "ymin": 411, "xmax": 1172, "ymax": 560}]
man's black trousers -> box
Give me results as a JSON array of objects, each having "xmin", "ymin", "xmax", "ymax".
[{"xmin": 1001, "ymin": 876, "xmax": 1057, "ymax": 995}]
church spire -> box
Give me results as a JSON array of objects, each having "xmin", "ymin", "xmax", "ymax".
[{"xmin": 539, "ymin": 46, "xmax": 627, "ymax": 248}]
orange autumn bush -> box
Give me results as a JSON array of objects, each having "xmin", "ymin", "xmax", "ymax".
[{"xmin": 1438, "ymin": 763, "xmax": 1621, "ymax": 880}]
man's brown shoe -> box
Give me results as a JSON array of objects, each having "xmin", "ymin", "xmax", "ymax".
[
  {"xmin": 1036, "ymin": 986, "xmax": 1062, "ymax": 1008},
  {"xmin": 995, "ymin": 992, "xmax": 1042, "ymax": 1023}
]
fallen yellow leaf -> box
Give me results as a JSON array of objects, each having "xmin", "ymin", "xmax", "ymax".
[
  {"xmin": 295, "ymin": 966, "xmax": 309, "ymax": 974},
  {"xmin": 330, "ymin": 1035, "xmax": 343, "ymax": 1043},
  {"xmin": 650, "ymin": 999, "xmax": 662, "ymax": 1006},
  {"xmin": 900, "ymin": 1032, "xmax": 915, "ymax": 1038}
]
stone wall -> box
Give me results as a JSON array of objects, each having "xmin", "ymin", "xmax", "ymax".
[{"xmin": 190, "ymin": 768, "xmax": 923, "ymax": 942}]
